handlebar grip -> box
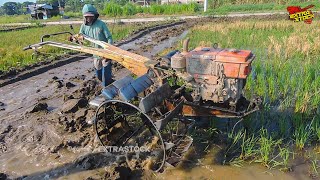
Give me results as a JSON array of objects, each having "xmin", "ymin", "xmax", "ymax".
[{"xmin": 23, "ymin": 46, "xmax": 32, "ymax": 51}]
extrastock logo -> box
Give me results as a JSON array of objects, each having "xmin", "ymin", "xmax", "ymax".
[
  {"xmin": 104, "ymin": 145, "xmax": 150, "ymax": 153},
  {"xmin": 287, "ymin": 5, "xmax": 315, "ymax": 24}
]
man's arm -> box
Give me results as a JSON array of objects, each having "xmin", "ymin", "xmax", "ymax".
[
  {"xmin": 79, "ymin": 24, "xmax": 85, "ymax": 34},
  {"xmin": 102, "ymin": 23, "xmax": 113, "ymax": 44}
]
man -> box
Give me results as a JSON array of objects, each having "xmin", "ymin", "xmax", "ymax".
[{"xmin": 80, "ymin": 4, "xmax": 113, "ymax": 87}]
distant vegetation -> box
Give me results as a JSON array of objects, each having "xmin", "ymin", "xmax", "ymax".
[{"xmin": 103, "ymin": 2, "xmax": 200, "ymax": 17}]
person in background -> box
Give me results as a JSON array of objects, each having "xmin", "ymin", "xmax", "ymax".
[{"xmin": 80, "ymin": 4, "xmax": 113, "ymax": 87}]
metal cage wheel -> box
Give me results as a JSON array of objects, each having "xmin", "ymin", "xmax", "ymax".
[{"xmin": 94, "ymin": 99, "xmax": 166, "ymax": 172}]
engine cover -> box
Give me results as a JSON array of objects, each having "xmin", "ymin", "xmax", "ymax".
[{"xmin": 172, "ymin": 47, "xmax": 254, "ymax": 106}]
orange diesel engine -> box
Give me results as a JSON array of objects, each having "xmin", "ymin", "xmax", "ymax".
[{"xmin": 170, "ymin": 45, "xmax": 254, "ymax": 109}]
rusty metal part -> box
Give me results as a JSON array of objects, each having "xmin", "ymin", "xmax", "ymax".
[
  {"xmin": 139, "ymin": 83, "xmax": 172, "ymax": 113},
  {"xmin": 165, "ymin": 96, "xmax": 261, "ymax": 118},
  {"xmin": 154, "ymin": 99, "xmax": 184, "ymax": 130}
]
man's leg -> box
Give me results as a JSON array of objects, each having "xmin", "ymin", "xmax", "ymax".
[
  {"xmin": 102, "ymin": 62, "xmax": 112, "ymax": 87},
  {"xmin": 95, "ymin": 68, "xmax": 103, "ymax": 82}
]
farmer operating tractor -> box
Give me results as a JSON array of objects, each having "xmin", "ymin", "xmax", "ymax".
[
  {"xmin": 24, "ymin": 4, "xmax": 261, "ymax": 171},
  {"xmin": 75, "ymin": 4, "xmax": 114, "ymax": 87}
]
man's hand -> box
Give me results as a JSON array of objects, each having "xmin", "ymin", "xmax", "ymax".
[{"xmin": 68, "ymin": 34, "xmax": 84, "ymax": 44}]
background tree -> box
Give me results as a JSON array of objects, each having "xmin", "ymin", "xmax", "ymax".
[
  {"xmin": 2, "ymin": 2, "xmax": 22, "ymax": 15},
  {"xmin": 0, "ymin": 7, "xmax": 5, "ymax": 15}
]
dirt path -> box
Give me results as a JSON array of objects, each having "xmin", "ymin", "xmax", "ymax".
[{"xmin": 0, "ymin": 19, "xmax": 197, "ymax": 179}]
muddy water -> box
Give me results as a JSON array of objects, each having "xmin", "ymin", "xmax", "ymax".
[
  {"xmin": 158, "ymin": 148, "xmax": 310, "ymax": 180},
  {"xmin": 159, "ymin": 164, "xmax": 299, "ymax": 180}
]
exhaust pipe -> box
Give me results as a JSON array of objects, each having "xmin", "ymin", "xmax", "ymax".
[{"xmin": 183, "ymin": 38, "xmax": 190, "ymax": 53}]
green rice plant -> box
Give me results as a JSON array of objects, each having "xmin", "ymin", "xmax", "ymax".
[
  {"xmin": 311, "ymin": 116, "xmax": 320, "ymax": 142},
  {"xmin": 279, "ymin": 146, "xmax": 291, "ymax": 170},
  {"xmin": 225, "ymin": 129, "xmax": 245, "ymax": 162},
  {"xmin": 102, "ymin": 3, "xmax": 200, "ymax": 17},
  {"xmin": 269, "ymin": 145, "xmax": 291, "ymax": 171},
  {"xmin": 293, "ymin": 114, "xmax": 313, "ymax": 150},
  {"xmin": 240, "ymin": 132, "xmax": 258, "ymax": 161},
  {"xmin": 150, "ymin": 4, "xmax": 165, "ymax": 15},
  {"xmin": 311, "ymin": 158, "xmax": 319, "ymax": 177},
  {"xmin": 123, "ymin": 3, "xmax": 137, "ymax": 16},
  {"xmin": 256, "ymin": 128, "xmax": 282, "ymax": 167},
  {"xmin": 104, "ymin": 2, "xmax": 123, "ymax": 17}
]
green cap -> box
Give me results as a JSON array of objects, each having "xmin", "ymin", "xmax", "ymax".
[{"xmin": 82, "ymin": 4, "xmax": 98, "ymax": 16}]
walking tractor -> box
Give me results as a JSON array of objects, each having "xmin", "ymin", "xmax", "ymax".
[{"xmin": 23, "ymin": 30, "xmax": 261, "ymax": 172}]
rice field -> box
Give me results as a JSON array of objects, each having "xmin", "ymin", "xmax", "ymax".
[{"xmin": 176, "ymin": 19, "xmax": 320, "ymax": 172}]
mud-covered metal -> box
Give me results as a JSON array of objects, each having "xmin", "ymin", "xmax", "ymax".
[{"xmin": 94, "ymin": 100, "xmax": 166, "ymax": 172}]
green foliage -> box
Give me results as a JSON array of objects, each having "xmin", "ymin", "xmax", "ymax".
[
  {"xmin": 104, "ymin": 2, "xmax": 123, "ymax": 17},
  {"xmin": 103, "ymin": 2, "xmax": 200, "ymax": 17},
  {"xmin": 123, "ymin": 3, "xmax": 137, "ymax": 16},
  {"xmin": 257, "ymin": 129, "xmax": 282, "ymax": 167},
  {"xmin": 0, "ymin": 15, "xmax": 31, "ymax": 23}
]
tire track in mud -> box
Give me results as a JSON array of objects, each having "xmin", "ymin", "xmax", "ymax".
[{"xmin": 0, "ymin": 19, "xmax": 199, "ymax": 179}]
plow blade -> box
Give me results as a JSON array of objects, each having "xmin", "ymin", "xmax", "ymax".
[
  {"xmin": 166, "ymin": 135, "xmax": 193, "ymax": 167},
  {"xmin": 154, "ymin": 100, "xmax": 184, "ymax": 131},
  {"xmin": 139, "ymin": 83, "xmax": 172, "ymax": 113}
]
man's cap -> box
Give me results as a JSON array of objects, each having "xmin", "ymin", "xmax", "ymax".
[
  {"xmin": 82, "ymin": 4, "xmax": 98, "ymax": 16},
  {"xmin": 83, "ymin": 12, "xmax": 95, "ymax": 17}
]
